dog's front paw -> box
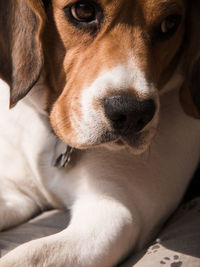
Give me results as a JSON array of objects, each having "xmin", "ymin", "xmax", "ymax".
[
  {"xmin": 0, "ymin": 219, "xmax": 137, "ymax": 267},
  {"xmin": 0, "ymin": 198, "xmax": 140, "ymax": 267},
  {"xmin": 0, "ymin": 237, "xmax": 103, "ymax": 267},
  {"xmin": 0, "ymin": 239, "xmax": 52, "ymax": 267}
]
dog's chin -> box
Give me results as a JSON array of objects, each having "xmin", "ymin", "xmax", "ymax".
[
  {"xmin": 69, "ymin": 128, "xmax": 156, "ymax": 155},
  {"xmin": 55, "ymin": 125, "xmax": 157, "ymax": 155},
  {"xmin": 102, "ymin": 130, "xmax": 154, "ymax": 155}
]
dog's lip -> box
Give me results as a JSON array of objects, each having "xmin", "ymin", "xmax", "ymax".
[
  {"xmin": 101, "ymin": 132, "xmax": 143, "ymax": 148},
  {"xmin": 121, "ymin": 133, "xmax": 142, "ymax": 146},
  {"xmin": 114, "ymin": 138, "xmax": 125, "ymax": 146}
]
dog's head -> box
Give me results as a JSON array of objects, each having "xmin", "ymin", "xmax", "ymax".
[{"xmin": 0, "ymin": 0, "xmax": 200, "ymax": 153}]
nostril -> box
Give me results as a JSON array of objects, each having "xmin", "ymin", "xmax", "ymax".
[
  {"xmin": 104, "ymin": 97, "xmax": 128, "ymax": 129},
  {"xmin": 111, "ymin": 113, "xmax": 126, "ymax": 124},
  {"xmin": 135, "ymin": 114, "xmax": 154, "ymax": 132},
  {"xmin": 135, "ymin": 118, "xmax": 146, "ymax": 132},
  {"xmin": 112, "ymin": 113, "xmax": 127, "ymax": 129}
]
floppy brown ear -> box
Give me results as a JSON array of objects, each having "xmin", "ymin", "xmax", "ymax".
[
  {"xmin": 180, "ymin": 0, "xmax": 200, "ymax": 119},
  {"xmin": 0, "ymin": 0, "xmax": 46, "ymax": 107}
]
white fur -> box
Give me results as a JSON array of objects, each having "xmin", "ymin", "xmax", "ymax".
[
  {"xmin": 78, "ymin": 63, "xmax": 155, "ymax": 145},
  {"xmin": 0, "ymin": 76, "xmax": 200, "ymax": 266}
]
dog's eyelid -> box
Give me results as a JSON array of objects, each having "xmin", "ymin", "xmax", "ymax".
[
  {"xmin": 63, "ymin": 0, "xmax": 104, "ymax": 32},
  {"xmin": 161, "ymin": 14, "xmax": 182, "ymax": 31},
  {"xmin": 151, "ymin": 13, "xmax": 182, "ymax": 42},
  {"xmin": 70, "ymin": 2, "xmax": 96, "ymax": 22},
  {"xmin": 151, "ymin": 1, "xmax": 184, "ymax": 27},
  {"xmin": 157, "ymin": 1, "xmax": 185, "ymax": 15}
]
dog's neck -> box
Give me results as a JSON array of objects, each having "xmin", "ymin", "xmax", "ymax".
[
  {"xmin": 52, "ymin": 140, "xmax": 74, "ymax": 168},
  {"xmin": 24, "ymin": 80, "xmax": 75, "ymax": 169}
]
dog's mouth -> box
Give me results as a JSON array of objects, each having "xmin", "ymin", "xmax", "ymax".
[
  {"xmin": 114, "ymin": 139, "xmax": 124, "ymax": 146},
  {"xmin": 51, "ymin": 120, "xmax": 157, "ymax": 155},
  {"xmin": 90, "ymin": 129, "xmax": 153, "ymax": 154}
]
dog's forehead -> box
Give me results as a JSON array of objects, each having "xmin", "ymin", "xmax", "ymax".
[
  {"xmin": 53, "ymin": 0, "xmax": 186, "ymax": 36},
  {"xmin": 55, "ymin": 0, "xmax": 185, "ymax": 14}
]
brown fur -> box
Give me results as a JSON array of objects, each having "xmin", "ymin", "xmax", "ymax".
[
  {"xmin": 180, "ymin": 0, "xmax": 200, "ymax": 118},
  {"xmin": 0, "ymin": 0, "xmax": 45, "ymax": 107},
  {"xmin": 0, "ymin": 0, "xmax": 199, "ymax": 147}
]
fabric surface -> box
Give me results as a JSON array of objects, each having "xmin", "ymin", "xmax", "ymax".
[
  {"xmin": 0, "ymin": 198, "xmax": 200, "ymax": 266},
  {"xmin": 121, "ymin": 197, "xmax": 200, "ymax": 267},
  {"xmin": 0, "ymin": 210, "xmax": 70, "ymax": 257}
]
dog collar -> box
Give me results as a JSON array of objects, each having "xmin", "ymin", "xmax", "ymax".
[
  {"xmin": 54, "ymin": 145, "xmax": 74, "ymax": 168},
  {"xmin": 52, "ymin": 140, "xmax": 74, "ymax": 168}
]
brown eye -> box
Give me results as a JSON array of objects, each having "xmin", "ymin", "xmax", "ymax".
[
  {"xmin": 71, "ymin": 2, "xmax": 96, "ymax": 22},
  {"xmin": 64, "ymin": 1, "xmax": 103, "ymax": 31},
  {"xmin": 160, "ymin": 14, "xmax": 181, "ymax": 36}
]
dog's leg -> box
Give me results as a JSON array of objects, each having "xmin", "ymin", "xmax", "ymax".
[
  {"xmin": 0, "ymin": 195, "xmax": 138, "ymax": 267},
  {"xmin": 0, "ymin": 178, "xmax": 45, "ymax": 231}
]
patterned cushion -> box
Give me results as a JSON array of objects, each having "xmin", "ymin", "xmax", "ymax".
[{"xmin": 122, "ymin": 197, "xmax": 200, "ymax": 267}]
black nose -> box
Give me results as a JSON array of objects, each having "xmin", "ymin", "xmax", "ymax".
[{"xmin": 103, "ymin": 95, "xmax": 156, "ymax": 134}]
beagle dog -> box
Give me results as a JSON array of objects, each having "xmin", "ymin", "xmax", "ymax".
[{"xmin": 0, "ymin": 0, "xmax": 200, "ymax": 266}]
